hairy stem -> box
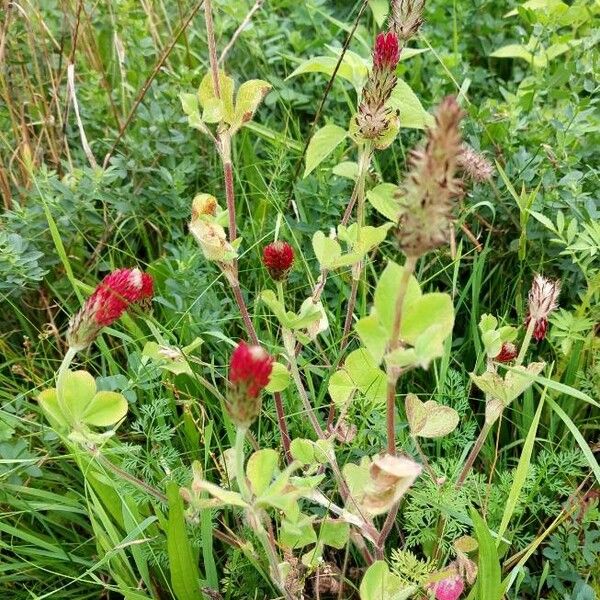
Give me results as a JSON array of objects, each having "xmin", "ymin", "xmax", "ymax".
[
  {"xmin": 203, "ymin": 0, "xmax": 221, "ymax": 99},
  {"xmin": 220, "ymin": 132, "xmax": 237, "ymax": 241},
  {"xmin": 385, "ymin": 379, "xmax": 398, "ymax": 456},
  {"xmin": 340, "ymin": 146, "xmax": 372, "ymax": 351},
  {"xmin": 516, "ymin": 316, "xmax": 536, "ymax": 366},
  {"xmin": 390, "ymin": 256, "xmax": 417, "ymax": 351},
  {"xmin": 283, "ymin": 331, "xmax": 325, "ymax": 439},
  {"xmin": 231, "ymin": 280, "xmax": 259, "ymax": 345}
]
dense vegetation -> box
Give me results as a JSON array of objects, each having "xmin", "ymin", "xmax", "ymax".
[{"xmin": 0, "ymin": 0, "xmax": 598, "ymax": 598}]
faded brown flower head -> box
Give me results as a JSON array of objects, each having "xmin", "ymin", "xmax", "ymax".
[
  {"xmin": 388, "ymin": 0, "xmax": 426, "ymax": 42},
  {"xmin": 355, "ymin": 32, "xmax": 401, "ymax": 142},
  {"xmin": 396, "ymin": 96, "xmax": 464, "ymax": 258},
  {"xmin": 526, "ymin": 274, "xmax": 561, "ymax": 341},
  {"xmin": 361, "ymin": 454, "xmax": 421, "ymax": 515},
  {"xmin": 458, "ymin": 144, "xmax": 494, "ymax": 182}
]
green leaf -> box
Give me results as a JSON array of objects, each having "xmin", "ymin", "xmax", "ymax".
[
  {"xmin": 290, "ymin": 439, "xmax": 315, "ymax": 465},
  {"xmin": 82, "ymin": 391, "xmax": 128, "ymax": 427},
  {"xmin": 490, "ymin": 44, "xmax": 535, "ymax": 64},
  {"xmin": 367, "ymin": 183, "xmax": 401, "ymax": 221},
  {"xmin": 280, "ymin": 515, "xmax": 317, "ymax": 549},
  {"xmin": 287, "ymin": 56, "xmax": 358, "ymax": 88},
  {"xmin": 369, "ymin": 0, "xmax": 388, "ymax": 26},
  {"xmin": 246, "ymin": 449, "xmax": 279, "ymax": 497},
  {"xmin": 180, "ymin": 93, "xmax": 205, "ymax": 132},
  {"xmin": 198, "ymin": 70, "xmax": 235, "ymax": 123},
  {"xmin": 37, "ymin": 388, "xmax": 68, "ymax": 429},
  {"xmin": 401, "ymin": 293, "xmax": 454, "ymax": 346},
  {"xmin": 260, "ymin": 290, "xmax": 291, "ymax": 326},
  {"xmin": 167, "ymin": 482, "xmax": 202, "ymax": 600},
  {"xmin": 355, "ymin": 314, "xmax": 388, "ymax": 365},
  {"xmin": 360, "ymin": 561, "xmax": 416, "ymax": 600},
  {"xmin": 319, "ymin": 519, "xmax": 349, "ymax": 549},
  {"xmin": 387, "ymin": 79, "xmax": 434, "ymax": 130},
  {"xmin": 374, "ymin": 262, "xmax": 421, "ymax": 333},
  {"xmin": 231, "ymin": 79, "xmax": 271, "ymax": 132},
  {"xmin": 547, "ymin": 396, "xmax": 600, "ymax": 485},
  {"xmin": 333, "ymin": 160, "xmax": 359, "ymax": 180},
  {"xmin": 405, "ymin": 394, "xmax": 459, "ymax": 438},
  {"xmin": 328, "ymin": 349, "xmax": 387, "ymax": 408},
  {"xmin": 265, "ymin": 362, "xmax": 291, "ymax": 393},
  {"xmin": 471, "ymin": 509, "xmax": 503, "ymax": 600},
  {"xmin": 62, "ymin": 370, "xmax": 96, "ymax": 422},
  {"xmin": 304, "ymin": 124, "xmax": 348, "ymax": 177}
]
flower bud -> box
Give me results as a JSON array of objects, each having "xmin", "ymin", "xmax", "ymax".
[
  {"xmin": 494, "ymin": 342, "xmax": 518, "ymax": 363},
  {"xmin": 226, "ymin": 342, "xmax": 274, "ymax": 428},
  {"xmin": 526, "ymin": 274, "xmax": 560, "ymax": 341},
  {"xmin": 67, "ymin": 268, "xmax": 154, "ymax": 351},
  {"xmin": 262, "ymin": 241, "xmax": 294, "ymax": 282}
]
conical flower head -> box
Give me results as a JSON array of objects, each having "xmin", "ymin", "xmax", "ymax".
[
  {"xmin": 67, "ymin": 268, "xmax": 154, "ymax": 350},
  {"xmin": 526, "ymin": 274, "xmax": 561, "ymax": 341},
  {"xmin": 355, "ymin": 32, "xmax": 401, "ymax": 142},
  {"xmin": 396, "ymin": 96, "xmax": 464, "ymax": 258},
  {"xmin": 227, "ymin": 342, "xmax": 274, "ymax": 428},
  {"xmin": 262, "ymin": 241, "xmax": 294, "ymax": 282}
]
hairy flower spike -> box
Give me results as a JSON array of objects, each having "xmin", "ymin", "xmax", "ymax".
[
  {"xmin": 227, "ymin": 342, "xmax": 274, "ymax": 428},
  {"xmin": 262, "ymin": 241, "xmax": 294, "ymax": 282},
  {"xmin": 355, "ymin": 32, "xmax": 401, "ymax": 141},
  {"xmin": 458, "ymin": 144, "xmax": 494, "ymax": 182},
  {"xmin": 67, "ymin": 268, "xmax": 154, "ymax": 350},
  {"xmin": 396, "ymin": 96, "xmax": 464, "ymax": 258},
  {"xmin": 388, "ymin": 0, "xmax": 426, "ymax": 42},
  {"xmin": 495, "ymin": 342, "xmax": 518, "ymax": 363},
  {"xmin": 526, "ymin": 274, "xmax": 561, "ymax": 341}
]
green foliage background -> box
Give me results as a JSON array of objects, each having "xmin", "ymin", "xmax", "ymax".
[{"xmin": 0, "ymin": 0, "xmax": 598, "ymax": 598}]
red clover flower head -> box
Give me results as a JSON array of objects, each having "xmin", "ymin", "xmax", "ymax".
[
  {"xmin": 227, "ymin": 341, "xmax": 274, "ymax": 428},
  {"xmin": 526, "ymin": 274, "xmax": 561, "ymax": 341},
  {"xmin": 262, "ymin": 241, "xmax": 294, "ymax": 282},
  {"xmin": 67, "ymin": 268, "xmax": 154, "ymax": 350},
  {"xmin": 373, "ymin": 32, "xmax": 400, "ymax": 70}
]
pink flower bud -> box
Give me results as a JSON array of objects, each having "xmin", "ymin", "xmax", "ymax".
[
  {"xmin": 262, "ymin": 241, "xmax": 294, "ymax": 282},
  {"xmin": 67, "ymin": 268, "xmax": 154, "ymax": 350}
]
